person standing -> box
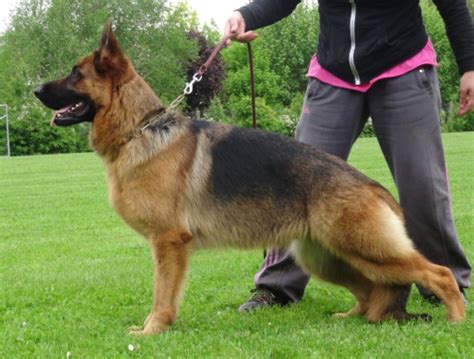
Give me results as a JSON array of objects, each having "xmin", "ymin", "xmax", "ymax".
[{"xmin": 224, "ymin": 0, "xmax": 474, "ymax": 311}]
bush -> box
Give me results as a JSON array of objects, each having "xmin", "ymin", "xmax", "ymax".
[{"xmin": 1, "ymin": 103, "xmax": 90, "ymax": 156}]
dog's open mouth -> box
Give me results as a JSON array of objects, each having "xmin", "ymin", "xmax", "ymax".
[{"xmin": 51, "ymin": 99, "xmax": 96, "ymax": 126}]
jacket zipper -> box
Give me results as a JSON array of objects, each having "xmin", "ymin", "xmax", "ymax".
[{"xmin": 349, "ymin": 0, "xmax": 361, "ymax": 85}]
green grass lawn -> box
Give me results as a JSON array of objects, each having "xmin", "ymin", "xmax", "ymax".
[{"xmin": 1, "ymin": 132, "xmax": 473, "ymax": 358}]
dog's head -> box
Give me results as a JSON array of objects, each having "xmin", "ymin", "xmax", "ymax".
[{"xmin": 34, "ymin": 20, "xmax": 133, "ymax": 126}]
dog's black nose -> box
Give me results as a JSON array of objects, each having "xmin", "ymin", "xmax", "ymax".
[{"xmin": 33, "ymin": 85, "xmax": 44, "ymax": 98}]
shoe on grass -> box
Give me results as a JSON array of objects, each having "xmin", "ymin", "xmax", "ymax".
[{"xmin": 238, "ymin": 287, "xmax": 280, "ymax": 312}]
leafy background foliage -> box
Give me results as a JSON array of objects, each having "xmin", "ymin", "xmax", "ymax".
[
  {"xmin": 0, "ymin": 0, "xmax": 472, "ymax": 155},
  {"xmin": 0, "ymin": 0, "xmax": 201, "ymax": 155}
]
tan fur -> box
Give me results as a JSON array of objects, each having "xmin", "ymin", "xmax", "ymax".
[{"xmin": 38, "ymin": 22, "xmax": 465, "ymax": 335}]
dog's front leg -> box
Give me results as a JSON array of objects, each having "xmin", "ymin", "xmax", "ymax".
[{"xmin": 130, "ymin": 230, "xmax": 192, "ymax": 336}]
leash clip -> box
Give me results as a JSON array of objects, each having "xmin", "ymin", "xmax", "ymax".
[{"xmin": 184, "ymin": 72, "xmax": 203, "ymax": 95}]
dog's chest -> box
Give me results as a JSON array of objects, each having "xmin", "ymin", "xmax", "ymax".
[
  {"xmin": 106, "ymin": 171, "xmax": 153, "ymax": 236},
  {"xmin": 105, "ymin": 163, "xmax": 185, "ymax": 238}
]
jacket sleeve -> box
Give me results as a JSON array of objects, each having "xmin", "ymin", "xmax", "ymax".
[
  {"xmin": 433, "ymin": 0, "xmax": 474, "ymax": 74},
  {"xmin": 237, "ymin": 0, "xmax": 301, "ymax": 31}
]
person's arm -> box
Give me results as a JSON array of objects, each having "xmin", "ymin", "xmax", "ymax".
[
  {"xmin": 237, "ymin": 0, "xmax": 301, "ymax": 31},
  {"xmin": 434, "ymin": 0, "xmax": 474, "ymax": 74},
  {"xmin": 224, "ymin": 0, "xmax": 300, "ymax": 44},
  {"xmin": 433, "ymin": 0, "xmax": 474, "ymax": 114}
]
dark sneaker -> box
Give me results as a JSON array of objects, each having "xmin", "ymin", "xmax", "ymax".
[{"xmin": 238, "ymin": 288, "xmax": 279, "ymax": 312}]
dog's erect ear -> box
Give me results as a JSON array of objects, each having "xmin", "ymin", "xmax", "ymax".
[
  {"xmin": 99, "ymin": 19, "xmax": 122, "ymax": 56},
  {"xmin": 94, "ymin": 19, "xmax": 129, "ymax": 78}
]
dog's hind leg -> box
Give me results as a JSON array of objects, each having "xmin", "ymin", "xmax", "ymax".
[
  {"xmin": 346, "ymin": 254, "xmax": 465, "ymax": 322},
  {"xmin": 325, "ymin": 201, "xmax": 465, "ymax": 323},
  {"xmin": 292, "ymin": 235, "xmax": 436, "ymax": 322},
  {"xmin": 362, "ymin": 284, "xmax": 432, "ymax": 322},
  {"xmin": 332, "ymin": 282, "xmax": 428, "ymax": 322},
  {"xmin": 292, "ymin": 237, "xmax": 422, "ymax": 321},
  {"xmin": 331, "ymin": 283, "xmax": 372, "ymax": 319},
  {"xmin": 130, "ymin": 229, "xmax": 192, "ymax": 335},
  {"xmin": 292, "ymin": 238, "xmax": 373, "ymax": 319}
]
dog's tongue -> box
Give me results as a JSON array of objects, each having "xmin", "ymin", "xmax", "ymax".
[
  {"xmin": 56, "ymin": 104, "xmax": 74, "ymax": 114},
  {"xmin": 50, "ymin": 105, "xmax": 73, "ymax": 126}
]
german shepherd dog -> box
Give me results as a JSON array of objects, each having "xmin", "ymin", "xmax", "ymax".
[{"xmin": 34, "ymin": 21, "xmax": 465, "ymax": 335}]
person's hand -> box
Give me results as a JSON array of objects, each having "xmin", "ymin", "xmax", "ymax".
[
  {"xmin": 224, "ymin": 11, "xmax": 258, "ymax": 44},
  {"xmin": 459, "ymin": 71, "xmax": 474, "ymax": 115}
]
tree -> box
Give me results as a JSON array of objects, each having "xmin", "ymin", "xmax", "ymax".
[{"xmin": 258, "ymin": 2, "xmax": 320, "ymax": 105}]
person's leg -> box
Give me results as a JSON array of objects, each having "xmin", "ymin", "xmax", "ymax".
[
  {"xmin": 368, "ymin": 66, "xmax": 471, "ymax": 297},
  {"xmin": 245, "ymin": 79, "xmax": 368, "ymax": 307}
]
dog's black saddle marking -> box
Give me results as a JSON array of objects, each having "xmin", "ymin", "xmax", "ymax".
[{"xmin": 210, "ymin": 127, "xmax": 310, "ymax": 201}]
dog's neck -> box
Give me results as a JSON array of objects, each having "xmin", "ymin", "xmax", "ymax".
[{"xmin": 90, "ymin": 75, "xmax": 162, "ymax": 162}]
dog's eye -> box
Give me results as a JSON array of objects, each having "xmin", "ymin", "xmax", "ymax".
[{"xmin": 71, "ymin": 66, "xmax": 82, "ymax": 78}]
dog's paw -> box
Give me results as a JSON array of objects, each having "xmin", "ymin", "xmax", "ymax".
[
  {"xmin": 129, "ymin": 328, "xmax": 151, "ymax": 336},
  {"xmin": 129, "ymin": 325, "xmax": 167, "ymax": 336},
  {"xmin": 127, "ymin": 312, "xmax": 155, "ymax": 333},
  {"xmin": 128, "ymin": 325, "xmax": 143, "ymax": 331},
  {"xmin": 331, "ymin": 312, "xmax": 352, "ymax": 319},
  {"xmin": 128, "ymin": 317, "xmax": 170, "ymax": 336},
  {"xmin": 447, "ymin": 312, "xmax": 465, "ymax": 323},
  {"xmin": 331, "ymin": 304, "xmax": 365, "ymax": 319}
]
